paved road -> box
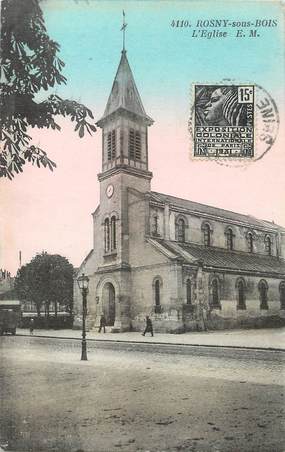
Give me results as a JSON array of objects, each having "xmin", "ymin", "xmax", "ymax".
[
  {"xmin": 1, "ymin": 336, "xmax": 284, "ymax": 452},
  {"xmin": 4, "ymin": 335, "xmax": 285, "ymax": 386},
  {"xmin": 9, "ymin": 334, "xmax": 285, "ymax": 361}
]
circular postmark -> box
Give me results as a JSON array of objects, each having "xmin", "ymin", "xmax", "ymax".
[
  {"xmin": 254, "ymin": 84, "xmax": 279, "ymax": 161},
  {"xmin": 188, "ymin": 82, "xmax": 279, "ymax": 167}
]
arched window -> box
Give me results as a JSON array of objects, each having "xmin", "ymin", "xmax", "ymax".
[
  {"xmin": 186, "ymin": 279, "xmax": 192, "ymax": 304},
  {"xmin": 155, "ymin": 280, "xmax": 160, "ymax": 306},
  {"xmin": 236, "ymin": 279, "xmax": 246, "ymax": 310},
  {"xmin": 210, "ymin": 278, "xmax": 221, "ymax": 309},
  {"xmin": 202, "ymin": 223, "xmax": 211, "ymax": 247},
  {"xmin": 152, "ymin": 214, "xmax": 159, "ymax": 236},
  {"xmin": 104, "ymin": 218, "xmax": 110, "ymax": 252},
  {"xmin": 226, "ymin": 228, "xmax": 234, "ymax": 251},
  {"xmin": 247, "ymin": 232, "xmax": 254, "ymax": 253},
  {"xmin": 176, "ymin": 218, "xmax": 186, "ymax": 242},
  {"xmin": 279, "ymin": 281, "xmax": 285, "ymax": 310},
  {"xmin": 265, "ymin": 236, "xmax": 272, "ymax": 256},
  {"xmin": 110, "ymin": 216, "xmax": 117, "ymax": 251},
  {"xmin": 153, "ymin": 278, "xmax": 162, "ymax": 313},
  {"xmin": 258, "ymin": 280, "xmax": 268, "ymax": 310}
]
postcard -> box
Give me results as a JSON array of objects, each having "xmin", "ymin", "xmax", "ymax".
[{"xmin": 0, "ymin": 1, "xmax": 284, "ymax": 451}]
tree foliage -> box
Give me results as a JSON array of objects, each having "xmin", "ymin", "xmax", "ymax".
[
  {"xmin": 14, "ymin": 251, "xmax": 74, "ymax": 317},
  {"xmin": 0, "ymin": 0, "xmax": 96, "ymax": 179}
]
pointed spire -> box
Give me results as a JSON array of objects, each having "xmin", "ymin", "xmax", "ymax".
[{"xmin": 97, "ymin": 40, "xmax": 153, "ymax": 126}]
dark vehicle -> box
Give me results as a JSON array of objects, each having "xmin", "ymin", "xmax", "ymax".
[
  {"xmin": 0, "ymin": 309, "xmax": 19, "ymax": 335},
  {"xmin": 0, "ymin": 300, "xmax": 21, "ymax": 335}
]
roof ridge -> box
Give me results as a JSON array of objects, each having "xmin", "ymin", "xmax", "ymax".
[{"xmin": 150, "ymin": 191, "xmax": 283, "ymax": 229}]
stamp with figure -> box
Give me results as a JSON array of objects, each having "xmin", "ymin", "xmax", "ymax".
[{"xmin": 193, "ymin": 85, "xmax": 255, "ymax": 158}]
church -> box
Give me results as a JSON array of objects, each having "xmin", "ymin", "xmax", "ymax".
[{"xmin": 73, "ymin": 45, "xmax": 285, "ymax": 333}]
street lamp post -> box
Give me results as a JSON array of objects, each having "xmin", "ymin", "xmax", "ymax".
[{"xmin": 77, "ymin": 273, "xmax": 89, "ymax": 361}]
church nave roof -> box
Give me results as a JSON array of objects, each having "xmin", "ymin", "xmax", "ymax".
[{"xmin": 149, "ymin": 238, "xmax": 285, "ymax": 276}]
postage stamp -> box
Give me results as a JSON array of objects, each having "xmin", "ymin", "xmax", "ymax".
[
  {"xmin": 190, "ymin": 83, "xmax": 279, "ymax": 162},
  {"xmin": 193, "ymin": 84, "xmax": 255, "ymax": 158}
]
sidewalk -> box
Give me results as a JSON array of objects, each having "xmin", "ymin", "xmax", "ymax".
[{"xmin": 17, "ymin": 327, "xmax": 285, "ymax": 351}]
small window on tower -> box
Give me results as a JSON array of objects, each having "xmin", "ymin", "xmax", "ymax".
[
  {"xmin": 129, "ymin": 129, "xmax": 135, "ymax": 159},
  {"xmin": 107, "ymin": 130, "xmax": 116, "ymax": 161},
  {"xmin": 107, "ymin": 132, "xmax": 112, "ymax": 161},
  {"xmin": 111, "ymin": 216, "xmax": 117, "ymax": 251},
  {"xmin": 111, "ymin": 130, "xmax": 116, "ymax": 159},
  {"xmin": 135, "ymin": 131, "xmax": 141, "ymax": 160},
  {"xmin": 104, "ymin": 218, "xmax": 110, "ymax": 252}
]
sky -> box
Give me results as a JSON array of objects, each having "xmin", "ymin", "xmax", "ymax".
[{"xmin": 1, "ymin": 0, "xmax": 284, "ymax": 275}]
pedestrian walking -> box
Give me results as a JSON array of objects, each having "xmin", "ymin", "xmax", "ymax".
[
  {"xmin": 98, "ymin": 314, "xmax": 106, "ymax": 333},
  {"xmin": 29, "ymin": 318, "xmax": 35, "ymax": 336},
  {"xmin": 142, "ymin": 316, "xmax": 154, "ymax": 337}
]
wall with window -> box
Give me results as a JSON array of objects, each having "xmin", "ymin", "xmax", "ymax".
[
  {"xmin": 149, "ymin": 206, "xmax": 164, "ymax": 237},
  {"xmin": 102, "ymin": 117, "xmax": 121, "ymax": 171},
  {"xmin": 130, "ymin": 262, "xmax": 185, "ymax": 332},
  {"xmin": 96, "ymin": 173, "xmax": 123, "ymax": 265},
  {"xmin": 128, "ymin": 191, "xmax": 168, "ymax": 268},
  {"xmin": 204, "ymin": 272, "xmax": 285, "ymax": 323},
  {"xmin": 168, "ymin": 211, "xmax": 196, "ymax": 242},
  {"xmin": 103, "ymin": 215, "xmax": 118, "ymax": 254},
  {"xmin": 157, "ymin": 205, "xmax": 279, "ymax": 256},
  {"xmin": 121, "ymin": 117, "xmax": 147, "ymax": 170},
  {"xmin": 102, "ymin": 116, "xmax": 148, "ymax": 172}
]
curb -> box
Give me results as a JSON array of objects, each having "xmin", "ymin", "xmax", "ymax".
[{"xmin": 15, "ymin": 333, "xmax": 285, "ymax": 353}]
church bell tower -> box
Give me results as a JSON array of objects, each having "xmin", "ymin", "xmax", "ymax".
[
  {"xmin": 95, "ymin": 19, "xmax": 154, "ymax": 274},
  {"xmin": 91, "ymin": 23, "xmax": 154, "ymax": 331},
  {"xmin": 96, "ymin": 47, "xmax": 154, "ymax": 185}
]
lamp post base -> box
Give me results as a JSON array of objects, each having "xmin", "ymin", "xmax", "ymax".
[{"xmin": 81, "ymin": 339, "xmax": 88, "ymax": 361}]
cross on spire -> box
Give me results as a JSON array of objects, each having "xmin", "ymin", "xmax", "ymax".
[{"xmin": 121, "ymin": 10, "xmax": 127, "ymax": 52}]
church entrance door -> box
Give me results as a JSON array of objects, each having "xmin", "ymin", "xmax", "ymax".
[{"xmin": 102, "ymin": 282, "xmax": 116, "ymax": 326}]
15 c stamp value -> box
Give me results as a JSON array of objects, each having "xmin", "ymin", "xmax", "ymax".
[
  {"xmin": 190, "ymin": 83, "xmax": 279, "ymax": 163},
  {"xmin": 194, "ymin": 85, "xmax": 254, "ymax": 158}
]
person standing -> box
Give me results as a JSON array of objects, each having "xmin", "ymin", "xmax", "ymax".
[
  {"xmin": 29, "ymin": 318, "xmax": 35, "ymax": 336},
  {"xmin": 142, "ymin": 316, "xmax": 154, "ymax": 337},
  {"xmin": 98, "ymin": 314, "xmax": 106, "ymax": 333}
]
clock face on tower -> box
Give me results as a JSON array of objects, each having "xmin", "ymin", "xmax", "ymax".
[{"xmin": 106, "ymin": 184, "xmax": 114, "ymax": 198}]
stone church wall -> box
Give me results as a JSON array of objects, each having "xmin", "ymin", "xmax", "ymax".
[
  {"xmin": 128, "ymin": 190, "xmax": 167, "ymax": 267},
  {"xmin": 164, "ymin": 209, "xmax": 279, "ymax": 256},
  {"xmin": 203, "ymin": 272, "xmax": 285, "ymax": 330},
  {"xmin": 130, "ymin": 262, "xmax": 186, "ymax": 333}
]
